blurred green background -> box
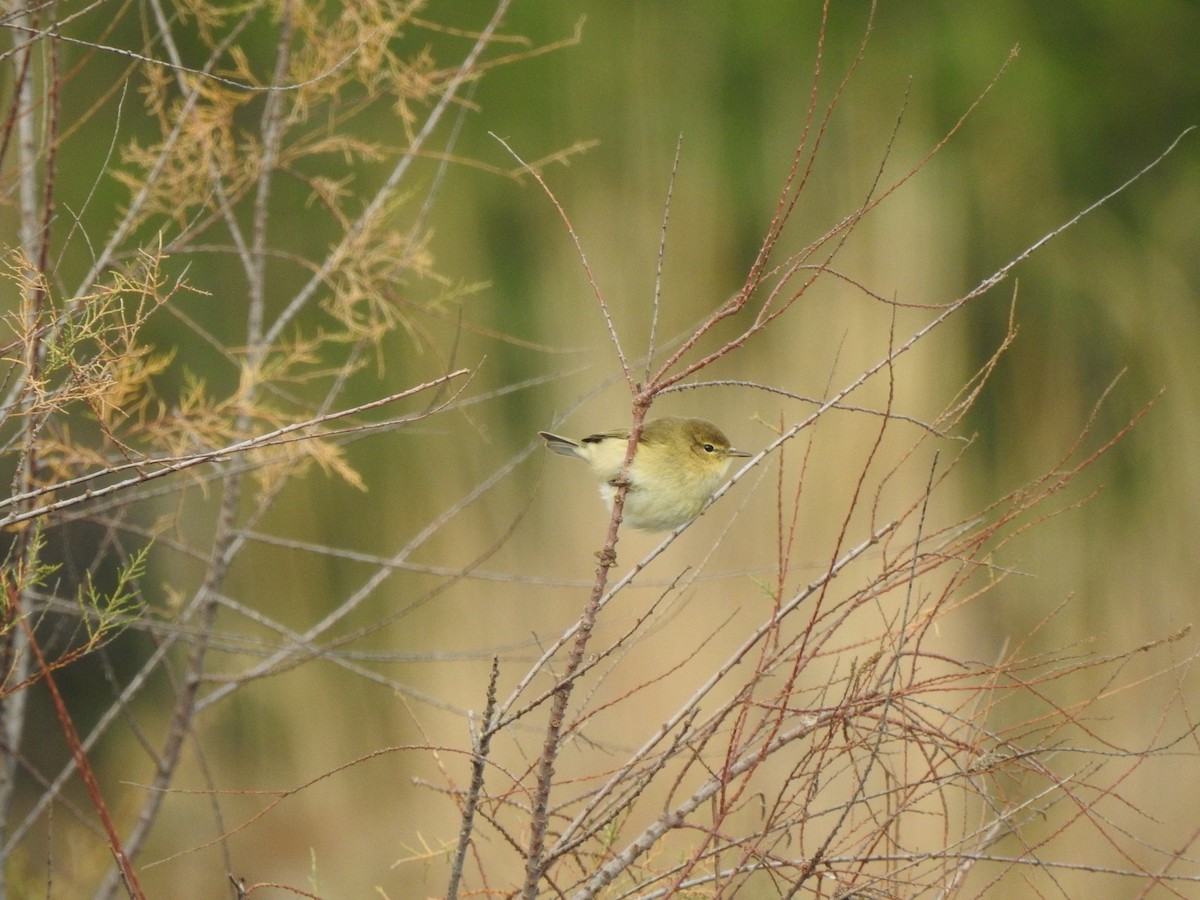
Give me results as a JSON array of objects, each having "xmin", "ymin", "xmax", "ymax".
[
  {"xmin": 410, "ymin": 2, "xmax": 1200, "ymax": 893},
  {"xmin": 7, "ymin": 1, "xmax": 1199, "ymax": 896},
  {"xmin": 425, "ymin": 0, "xmax": 1198, "ymax": 650}
]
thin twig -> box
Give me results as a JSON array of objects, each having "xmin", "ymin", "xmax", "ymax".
[
  {"xmin": 0, "ymin": 371, "xmax": 471, "ymax": 528},
  {"xmin": 14, "ymin": 595, "xmax": 145, "ymax": 899}
]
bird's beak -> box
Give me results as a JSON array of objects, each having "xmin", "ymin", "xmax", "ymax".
[{"xmin": 727, "ymin": 448, "xmax": 753, "ymax": 458}]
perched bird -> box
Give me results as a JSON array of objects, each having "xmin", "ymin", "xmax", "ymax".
[{"xmin": 538, "ymin": 416, "xmax": 751, "ymax": 531}]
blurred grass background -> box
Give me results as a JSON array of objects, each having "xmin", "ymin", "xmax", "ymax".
[
  {"xmin": 400, "ymin": 3, "xmax": 1199, "ymax": 894},
  {"xmin": 436, "ymin": 0, "xmax": 1200, "ymax": 646},
  {"xmin": 416, "ymin": 0, "xmax": 1199, "ymax": 741},
  {"xmin": 7, "ymin": 1, "xmax": 1199, "ymax": 896}
]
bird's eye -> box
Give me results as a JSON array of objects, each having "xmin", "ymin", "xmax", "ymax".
[{"xmin": 702, "ymin": 443, "xmax": 716, "ymax": 453}]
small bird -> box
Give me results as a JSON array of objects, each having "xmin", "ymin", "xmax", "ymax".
[{"xmin": 538, "ymin": 416, "xmax": 752, "ymax": 532}]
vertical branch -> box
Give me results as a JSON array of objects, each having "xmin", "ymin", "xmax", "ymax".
[
  {"xmin": 521, "ymin": 401, "xmax": 650, "ymax": 897},
  {"xmin": 521, "ymin": 487, "xmax": 629, "ymax": 897},
  {"xmin": 447, "ymin": 657, "xmax": 500, "ymax": 899},
  {"xmin": 34, "ymin": 11, "xmax": 59, "ymax": 280},
  {"xmin": 0, "ymin": 0, "xmax": 53, "ymax": 854},
  {"xmin": 247, "ymin": 0, "xmax": 293, "ymax": 354},
  {"xmin": 14, "ymin": 601, "xmax": 146, "ymax": 900}
]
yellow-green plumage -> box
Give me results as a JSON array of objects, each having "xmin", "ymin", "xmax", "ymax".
[{"xmin": 538, "ymin": 417, "xmax": 751, "ymax": 531}]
